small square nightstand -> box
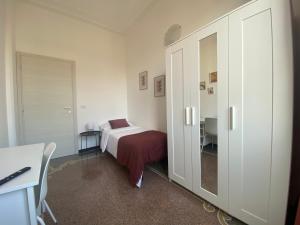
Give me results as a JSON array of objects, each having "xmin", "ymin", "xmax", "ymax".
[{"xmin": 78, "ymin": 130, "xmax": 102, "ymax": 154}]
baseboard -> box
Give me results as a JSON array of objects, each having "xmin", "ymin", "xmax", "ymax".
[{"xmin": 78, "ymin": 146, "xmax": 101, "ymax": 154}]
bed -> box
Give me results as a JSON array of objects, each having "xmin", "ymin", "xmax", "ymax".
[{"xmin": 100, "ymin": 120, "xmax": 167, "ymax": 187}]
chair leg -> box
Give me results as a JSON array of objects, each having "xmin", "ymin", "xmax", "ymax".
[
  {"xmin": 43, "ymin": 200, "xmax": 57, "ymax": 223},
  {"xmin": 37, "ymin": 216, "xmax": 46, "ymax": 225},
  {"xmin": 41, "ymin": 201, "xmax": 46, "ymax": 214}
]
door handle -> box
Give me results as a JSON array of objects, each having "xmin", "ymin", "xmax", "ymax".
[
  {"xmin": 64, "ymin": 107, "xmax": 72, "ymax": 109},
  {"xmin": 229, "ymin": 106, "xmax": 236, "ymax": 130},
  {"xmin": 191, "ymin": 107, "xmax": 196, "ymax": 126},
  {"xmin": 185, "ymin": 107, "xmax": 191, "ymax": 125}
]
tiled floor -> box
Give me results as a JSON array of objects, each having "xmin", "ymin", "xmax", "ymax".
[{"xmin": 43, "ymin": 152, "xmax": 245, "ymax": 225}]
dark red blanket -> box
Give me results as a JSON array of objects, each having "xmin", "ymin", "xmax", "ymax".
[{"xmin": 117, "ymin": 130, "xmax": 167, "ymax": 186}]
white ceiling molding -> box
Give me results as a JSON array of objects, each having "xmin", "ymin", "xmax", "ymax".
[{"xmin": 23, "ymin": 0, "xmax": 156, "ymax": 33}]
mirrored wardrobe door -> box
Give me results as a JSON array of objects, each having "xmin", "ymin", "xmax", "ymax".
[
  {"xmin": 191, "ymin": 16, "xmax": 229, "ymax": 210},
  {"xmin": 199, "ymin": 33, "xmax": 218, "ymax": 195}
]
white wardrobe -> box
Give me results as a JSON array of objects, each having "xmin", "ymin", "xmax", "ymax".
[{"xmin": 166, "ymin": 0, "xmax": 293, "ymax": 225}]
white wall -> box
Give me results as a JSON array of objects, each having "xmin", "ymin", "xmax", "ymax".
[
  {"xmin": 0, "ymin": 0, "xmax": 17, "ymax": 148},
  {"xmin": 5, "ymin": 0, "xmax": 17, "ymax": 146},
  {"xmin": 200, "ymin": 34, "xmax": 217, "ymax": 118},
  {"xmin": 2, "ymin": 0, "xmax": 249, "ymax": 149},
  {"xmin": 15, "ymin": 2, "xmax": 128, "ymax": 148},
  {"xmin": 0, "ymin": 0, "xmax": 9, "ymax": 147},
  {"xmin": 125, "ymin": 0, "xmax": 248, "ymax": 132}
]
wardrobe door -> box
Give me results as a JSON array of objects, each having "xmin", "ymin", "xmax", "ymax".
[
  {"xmin": 190, "ymin": 17, "xmax": 229, "ymax": 210},
  {"xmin": 166, "ymin": 36, "xmax": 194, "ymax": 190},
  {"xmin": 228, "ymin": 0, "xmax": 273, "ymax": 224}
]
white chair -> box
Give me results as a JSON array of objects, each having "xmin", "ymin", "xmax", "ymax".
[
  {"xmin": 205, "ymin": 118, "xmax": 218, "ymax": 149},
  {"xmin": 200, "ymin": 120, "xmax": 206, "ymax": 150},
  {"xmin": 36, "ymin": 143, "xmax": 57, "ymax": 225}
]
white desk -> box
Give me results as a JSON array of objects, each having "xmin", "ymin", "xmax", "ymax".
[{"xmin": 0, "ymin": 143, "xmax": 45, "ymax": 225}]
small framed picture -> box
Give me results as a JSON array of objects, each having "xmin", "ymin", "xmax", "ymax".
[
  {"xmin": 209, "ymin": 71, "xmax": 217, "ymax": 83},
  {"xmin": 208, "ymin": 87, "xmax": 214, "ymax": 95},
  {"xmin": 200, "ymin": 81, "xmax": 206, "ymax": 90},
  {"xmin": 154, "ymin": 75, "xmax": 165, "ymax": 97},
  {"xmin": 139, "ymin": 71, "xmax": 148, "ymax": 90}
]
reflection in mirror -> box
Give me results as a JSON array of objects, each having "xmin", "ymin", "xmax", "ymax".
[{"xmin": 200, "ymin": 33, "xmax": 218, "ymax": 195}]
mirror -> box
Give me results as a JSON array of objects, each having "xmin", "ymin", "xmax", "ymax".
[{"xmin": 199, "ymin": 33, "xmax": 218, "ymax": 195}]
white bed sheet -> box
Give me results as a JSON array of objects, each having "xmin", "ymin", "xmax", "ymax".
[{"xmin": 100, "ymin": 126, "xmax": 147, "ymax": 158}]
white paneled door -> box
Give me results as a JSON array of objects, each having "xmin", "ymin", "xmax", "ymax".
[
  {"xmin": 228, "ymin": 1, "xmax": 273, "ymax": 224},
  {"xmin": 166, "ymin": 36, "xmax": 194, "ymax": 190},
  {"xmin": 17, "ymin": 53, "xmax": 76, "ymax": 158}
]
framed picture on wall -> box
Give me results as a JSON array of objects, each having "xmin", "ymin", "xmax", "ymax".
[
  {"xmin": 154, "ymin": 75, "xmax": 165, "ymax": 97},
  {"xmin": 139, "ymin": 71, "xmax": 148, "ymax": 90},
  {"xmin": 200, "ymin": 81, "xmax": 206, "ymax": 90},
  {"xmin": 207, "ymin": 87, "xmax": 214, "ymax": 95},
  {"xmin": 209, "ymin": 71, "xmax": 217, "ymax": 83}
]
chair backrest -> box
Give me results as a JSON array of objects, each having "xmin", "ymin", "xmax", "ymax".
[
  {"xmin": 36, "ymin": 143, "xmax": 56, "ymax": 208},
  {"xmin": 205, "ymin": 118, "xmax": 218, "ymax": 135}
]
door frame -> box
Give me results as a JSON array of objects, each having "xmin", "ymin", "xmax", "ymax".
[{"xmin": 15, "ymin": 52, "xmax": 78, "ymax": 154}]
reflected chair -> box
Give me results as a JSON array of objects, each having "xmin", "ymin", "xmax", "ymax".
[
  {"xmin": 205, "ymin": 118, "xmax": 218, "ymax": 149},
  {"xmin": 200, "ymin": 119, "xmax": 206, "ymax": 150}
]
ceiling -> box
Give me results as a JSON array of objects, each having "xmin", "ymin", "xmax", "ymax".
[{"xmin": 25, "ymin": 0, "xmax": 156, "ymax": 33}]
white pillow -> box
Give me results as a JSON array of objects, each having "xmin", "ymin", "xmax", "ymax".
[
  {"xmin": 99, "ymin": 122, "xmax": 111, "ymax": 131},
  {"xmin": 128, "ymin": 121, "xmax": 134, "ymax": 126}
]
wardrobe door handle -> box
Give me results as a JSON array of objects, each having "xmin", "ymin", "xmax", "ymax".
[
  {"xmin": 229, "ymin": 106, "xmax": 236, "ymax": 130},
  {"xmin": 185, "ymin": 107, "xmax": 191, "ymax": 125},
  {"xmin": 191, "ymin": 107, "xmax": 196, "ymax": 126}
]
